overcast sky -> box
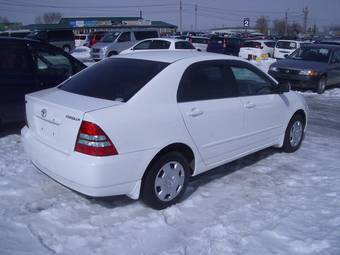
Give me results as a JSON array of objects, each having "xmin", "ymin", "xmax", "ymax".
[{"xmin": 1, "ymin": 0, "xmax": 340, "ymax": 30}]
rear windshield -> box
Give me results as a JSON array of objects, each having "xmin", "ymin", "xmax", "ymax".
[
  {"xmin": 243, "ymin": 41, "xmax": 261, "ymax": 48},
  {"xmin": 209, "ymin": 36, "xmax": 224, "ymax": 44},
  {"xmin": 59, "ymin": 58, "xmax": 169, "ymax": 102},
  {"xmin": 264, "ymin": 41, "xmax": 275, "ymax": 48},
  {"xmin": 276, "ymin": 41, "xmax": 297, "ymax": 49},
  {"xmin": 191, "ymin": 37, "xmax": 209, "ymax": 44}
]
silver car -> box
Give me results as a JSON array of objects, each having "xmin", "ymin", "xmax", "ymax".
[{"xmin": 90, "ymin": 30, "xmax": 159, "ymax": 61}]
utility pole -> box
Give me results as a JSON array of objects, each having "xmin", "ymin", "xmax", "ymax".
[
  {"xmin": 194, "ymin": 4, "xmax": 197, "ymax": 32},
  {"xmin": 179, "ymin": 0, "xmax": 183, "ymax": 33},
  {"xmin": 303, "ymin": 6, "xmax": 309, "ymax": 34},
  {"xmin": 284, "ymin": 10, "xmax": 288, "ymax": 36}
]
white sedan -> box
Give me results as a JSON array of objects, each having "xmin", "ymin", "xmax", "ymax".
[
  {"xmin": 119, "ymin": 38, "xmax": 198, "ymax": 54},
  {"xmin": 22, "ymin": 51, "xmax": 308, "ymax": 209},
  {"xmin": 239, "ymin": 40, "xmax": 275, "ymax": 59}
]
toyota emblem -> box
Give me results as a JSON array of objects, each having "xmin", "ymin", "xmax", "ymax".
[{"xmin": 41, "ymin": 108, "xmax": 47, "ymax": 118}]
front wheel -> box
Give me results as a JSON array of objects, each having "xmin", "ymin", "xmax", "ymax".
[
  {"xmin": 141, "ymin": 152, "xmax": 189, "ymax": 210},
  {"xmin": 282, "ymin": 114, "xmax": 305, "ymax": 153},
  {"xmin": 316, "ymin": 76, "xmax": 327, "ymax": 94}
]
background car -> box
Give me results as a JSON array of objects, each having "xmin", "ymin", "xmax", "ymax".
[
  {"xmin": 0, "ymin": 29, "xmax": 31, "ymax": 38},
  {"xmin": 0, "ymin": 37, "xmax": 86, "ymax": 125},
  {"xmin": 74, "ymin": 34, "xmax": 89, "ymax": 47},
  {"xmin": 119, "ymin": 38, "xmax": 197, "ymax": 54},
  {"xmin": 188, "ymin": 36, "xmax": 209, "ymax": 52},
  {"xmin": 90, "ymin": 30, "xmax": 159, "ymax": 61},
  {"xmin": 207, "ymin": 35, "xmax": 244, "ymax": 56},
  {"xmin": 273, "ymin": 40, "xmax": 310, "ymax": 59},
  {"xmin": 239, "ymin": 40, "xmax": 275, "ymax": 59},
  {"xmin": 269, "ymin": 44, "xmax": 340, "ymax": 94},
  {"xmin": 27, "ymin": 29, "xmax": 75, "ymax": 52},
  {"xmin": 22, "ymin": 51, "xmax": 307, "ymax": 209},
  {"xmin": 83, "ymin": 31, "xmax": 106, "ymax": 48}
]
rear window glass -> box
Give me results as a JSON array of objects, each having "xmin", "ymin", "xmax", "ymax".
[
  {"xmin": 209, "ymin": 36, "xmax": 224, "ymax": 44},
  {"xmin": 243, "ymin": 41, "xmax": 261, "ymax": 48},
  {"xmin": 264, "ymin": 41, "xmax": 275, "ymax": 48},
  {"xmin": 191, "ymin": 38, "xmax": 209, "ymax": 44},
  {"xmin": 59, "ymin": 58, "xmax": 169, "ymax": 102},
  {"xmin": 276, "ymin": 41, "xmax": 297, "ymax": 49}
]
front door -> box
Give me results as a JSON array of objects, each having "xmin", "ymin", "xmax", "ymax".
[
  {"xmin": 177, "ymin": 60, "xmax": 244, "ymax": 167},
  {"xmin": 230, "ymin": 63, "xmax": 288, "ymax": 151}
]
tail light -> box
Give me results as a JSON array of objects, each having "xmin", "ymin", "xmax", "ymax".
[{"xmin": 75, "ymin": 121, "xmax": 118, "ymax": 157}]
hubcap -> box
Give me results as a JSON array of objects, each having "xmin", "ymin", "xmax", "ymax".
[
  {"xmin": 289, "ymin": 121, "xmax": 303, "ymax": 147},
  {"xmin": 154, "ymin": 161, "xmax": 185, "ymax": 202},
  {"xmin": 319, "ymin": 79, "xmax": 326, "ymax": 91}
]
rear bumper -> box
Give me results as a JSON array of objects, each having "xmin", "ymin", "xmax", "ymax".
[
  {"xmin": 269, "ymin": 71, "xmax": 320, "ymax": 89},
  {"xmin": 21, "ymin": 126, "xmax": 156, "ymax": 199}
]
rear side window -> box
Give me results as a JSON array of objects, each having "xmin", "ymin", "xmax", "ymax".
[
  {"xmin": 134, "ymin": 31, "xmax": 158, "ymax": 40},
  {"xmin": 151, "ymin": 40, "xmax": 170, "ymax": 49},
  {"xmin": 177, "ymin": 61, "xmax": 238, "ymax": 102},
  {"xmin": 0, "ymin": 43, "xmax": 32, "ymax": 74},
  {"xmin": 191, "ymin": 38, "xmax": 209, "ymax": 44},
  {"xmin": 59, "ymin": 58, "xmax": 169, "ymax": 102},
  {"xmin": 243, "ymin": 41, "xmax": 261, "ymax": 48},
  {"xmin": 276, "ymin": 41, "xmax": 297, "ymax": 49},
  {"xmin": 175, "ymin": 41, "xmax": 195, "ymax": 49}
]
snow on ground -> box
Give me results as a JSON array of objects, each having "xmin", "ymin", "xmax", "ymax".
[{"xmin": 1, "ymin": 89, "xmax": 340, "ymax": 255}]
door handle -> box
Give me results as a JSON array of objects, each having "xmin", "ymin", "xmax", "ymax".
[
  {"xmin": 244, "ymin": 102, "xmax": 256, "ymax": 109},
  {"xmin": 186, "ymin": 107, "xmax": 203, "ymax": 117}
]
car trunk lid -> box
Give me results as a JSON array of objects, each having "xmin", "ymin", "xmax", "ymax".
[{"xmin": 25, "ymin": 88, "xmax": 122, "ymax": 154}]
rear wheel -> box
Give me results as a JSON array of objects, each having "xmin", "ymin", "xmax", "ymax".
[
  {"xmin": 316, "ymin": 76, "xmax": 327, "ymax": 94},
  {"xmin": 141, "ymin": 152, "xmax": 189, "ymax": 210},
  {"xmin": 282, "ymin": 114, "xmax": 305, "ymax": 153}
]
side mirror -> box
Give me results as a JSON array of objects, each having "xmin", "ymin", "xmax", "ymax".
[
  {"xmin": 330, "ymin": 58, "xmax": 338, "ymax": 64},
  {"xmin": 197, "ymin": 48, "xmax": 202, "ymax": 52},
  {"xmin": 284, "ymin": 54, "xmax": 289, "ymax": 58},
  {"xmin": 277, "ymin": 82, "xmax": 290, "ymax": 93}
]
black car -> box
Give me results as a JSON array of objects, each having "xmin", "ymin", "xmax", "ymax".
[
  {"xmin": 269, "ymin": 44, "xmax": 340, "ymax": 94},
  {"xmin": 207, "ymin": 36, "xmax": 244, "ymax": 56},
  {"xmin": 0, "ymin": 37, "xmax": 86, "ymax": 125}
]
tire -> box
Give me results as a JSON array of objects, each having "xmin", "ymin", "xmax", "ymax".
[
  {"xmin": 107, "ymin": 51, "xmax": 118, "ymax": 57},
  {"xmin": 316, "ymin": 76, "xmax": 327, "ymax": 94},
  {"xmin": 63, "ymin": 45, "xmax": 71, "ymax": 53},
  {"xmin": 282, "ymin": 114, "xmax": 305, "ymax": 153},
  {"xmin": 141, "ymin": 152, "xmax": 190, "ymax": 210}
]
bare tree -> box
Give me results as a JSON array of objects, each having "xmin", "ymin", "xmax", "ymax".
[
  {"xmin": 272, "ymin": 19, "xmax": 286, "ymax": 36},
  {"xmin": 35, "ymin": 12, "xmax": 62, "ymax": 24},
  {"xmin": 289, "ymin": 22, "xmax": 303, "ymax": 38},
  {"xmin": 255, "ymin": 16, "xmax": 269, "ymax": 35}
]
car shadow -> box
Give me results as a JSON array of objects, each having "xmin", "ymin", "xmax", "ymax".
[
  {"xmin": 182, "ymin": 147, "xmax": 279, "ymax": 200},
  {"xmin": 84, "ymin": 147, "xmax": 279, "ymax": 209},
  {"xmin": 0, "ymin": 122, "xmax": 25, "ymax": 138}
]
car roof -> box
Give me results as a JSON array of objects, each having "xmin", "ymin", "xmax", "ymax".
[
  {"xmin": 141, "ymin": 38, "xmax": 188, "ymax": 43},
  {"xmin": 244, "ymin": 39, "xmax": 273, "ymax": 42},
  {"xmin": 115, "ymin": 50, "xmax": 241, "ymax": 63}
]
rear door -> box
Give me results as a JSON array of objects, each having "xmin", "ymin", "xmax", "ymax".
[
  {"xmin": 328, "ymin": 49, "xmax": 340, "ymax": 85},
  {"xmin": 0, "ymin": 41, "xmax": 36, "ymax": 122},
  {"xmin": 230, "ymin": 62, "xmax": 287, "ymax": 151},
  {"xmin": 177, "ymin": 60, "xmax": 244, "ymax": 167}
]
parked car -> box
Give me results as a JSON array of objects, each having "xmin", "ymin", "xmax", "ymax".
[
  {"xmin": 71, "ymin": 46, "xmax": 91, "ymax": 62},
  {"xmin": 27, "ymin": 29, "xmax": 75, "ymax": 52},
  {"xmin": 0, "ymin": 37, "xmax": 86, "ymax": 125},
  {"xmin": 90, "ymin": 30, "xmax": 159, "ymax": 61},
  {"xmin": 22, "ymin": 51, "xmax": 308, "ymax": 209},
  {"xmin": 269, "ymin": 44, "xmax": 340, "ymax": 94},
  {"xmin": 273, "ymin": 40, "xmax": 309, "ymax": 59},
  {"xmin": 207, "ymin": 36, "xmax": 243, "ymax": 56},
  {"xmin": 74, "ymin": 34, "xmax": 89, "ymax": 47},
  {"xmin": 119, "ymin": 38, "xmax": 197, "ymax": 54},
  {"xmin": 0, "ymin": 29, "xmax": 31, "ymax": 38},
  {"xmin": 189, "ymin": 36, "xmax": 209, "ymax": 52},
  {"xmin": 239, "ymin": 40, "xmax": 275, "ymax": 59},
  {"xmin": 83, "ymin": 31, "xmax": 106, "ymax": 48}
]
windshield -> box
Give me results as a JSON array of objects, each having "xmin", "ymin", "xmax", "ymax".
[
  {"xmin": 100, "ymin": 32, "xmax": 120, "ymax": 43},
  {"xmin": 289, "ymin": 47, "xmax": 331, "ymax": 63},
  {"xmin": 276, "ymin": 41, "xmax": 297, "ymax": 49}
]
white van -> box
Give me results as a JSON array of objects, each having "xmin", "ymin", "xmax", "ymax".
[{"xmin": 274, "ymin": 40, "xmax": 309, "ymax": 59}]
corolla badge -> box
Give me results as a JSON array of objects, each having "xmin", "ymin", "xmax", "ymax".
[{"xmin": 41, "ymin": 108, "xmax": 47, "ymax": 118}]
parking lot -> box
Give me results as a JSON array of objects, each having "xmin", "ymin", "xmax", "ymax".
[{"xmin": 1, "ymin": 88, "xmax": 339, "ymax": 255}]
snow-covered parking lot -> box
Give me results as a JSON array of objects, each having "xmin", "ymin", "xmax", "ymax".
[{"xmin": 1, "ymin": 88, "xmax": 340, "ymax": 255}]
